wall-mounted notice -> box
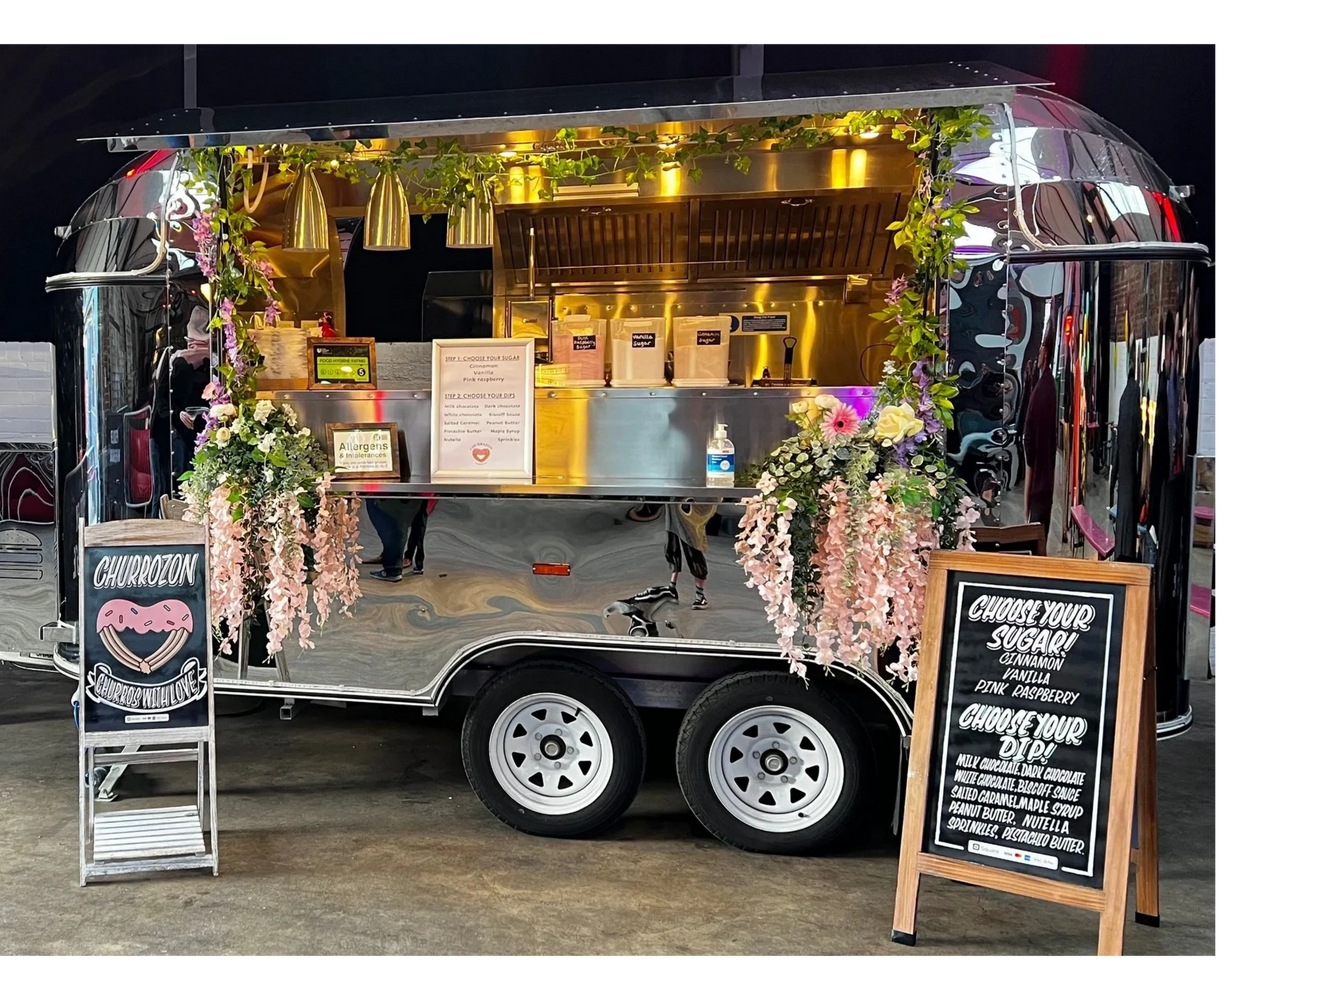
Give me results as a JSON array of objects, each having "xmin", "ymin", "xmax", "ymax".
[
  {"xmin": 307, "ymin": 337, "xmax": 376, "ymax": 388},
  {"xmin": 326, "ymin": 422, "xmax": 400, "ymax": 480},
  {"xmin": 892, "ymin": 552, "xmax": 1154, "ymax": 956},
  {"xmin": 734, "ymin": 312, "xmax": 791, "ymax": 334},
  {"xmin": 430, "ymin": 338, "xmax": 534, "ymax": 482}
]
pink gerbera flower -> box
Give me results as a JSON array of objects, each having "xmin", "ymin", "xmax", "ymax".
[{"xmin": 820, "ymin": 402, "xmax": 859, "ymax": 442}]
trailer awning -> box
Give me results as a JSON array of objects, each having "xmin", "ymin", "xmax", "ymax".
[{"xmin": 84, "ymin": 62, "xmax": 1050, "ymax": 153}]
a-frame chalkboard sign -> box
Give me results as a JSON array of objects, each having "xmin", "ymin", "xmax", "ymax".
[
  {"xmin": 891, "ymin": 551, "xmax": 1156, "ymax": 956},
  {"xmin": 78, "ymin": 520, "xmax": 219, "ymax": 884}
]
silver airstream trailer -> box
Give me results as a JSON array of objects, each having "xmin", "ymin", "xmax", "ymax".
[{"xmin": 17, "ymin": 61, "xmax": 1208, "ymax": 853}]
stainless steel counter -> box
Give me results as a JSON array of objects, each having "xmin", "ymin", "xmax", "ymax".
[
  {"xmin": 332, "ymin": 478, "xmax": 757, "ymax": 503},
  {"xmin": 275, "ymin": 386, "xmax": 873, "ymax": 489}
]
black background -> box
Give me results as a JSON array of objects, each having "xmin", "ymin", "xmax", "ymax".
[
  {"xmin": 0, "ymin": 44, "xmax": 1213, "ymax": 347},
  {"xmin": 923, "ymin": 569, "xmax": 1127, "ymax": 888},
  {"xmin": 82, "ymin": 543, "xmax": 210, "ymax": 732}
]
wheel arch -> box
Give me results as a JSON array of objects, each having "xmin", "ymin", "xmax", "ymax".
[{"xmin": 432, "ymin": 632, "xmax": 914, "ymax": 741}]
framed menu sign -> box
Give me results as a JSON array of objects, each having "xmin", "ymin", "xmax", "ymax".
[
  {"xmin": 308, "ymin": 337, "xmax": 376, "ymax": 388},
  {"xmin": 79, "ymin": 521, "xmax": 213, "ymax": 734},
  {"xmin": 892, "ymin": 552, "xmax": 1154, "ymax": 956},
  {"xmin": 326, "ymin": 422, "xmax": 400, "ymax": 480},
  {"xmin": 430, "ymin": 338, "xmax": 534, "ymax": 482}
]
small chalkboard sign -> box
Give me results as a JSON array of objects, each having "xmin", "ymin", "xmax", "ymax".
[
  {"xmin": 892, "ymin": 552, "xmax": 1155, "ymax": 956},
  {"xmin": 307, "ymin": 337, "xmax": 376, "ymax": 388}
]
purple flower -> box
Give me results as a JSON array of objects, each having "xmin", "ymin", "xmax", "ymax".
[
  {"xmin": 264, "ymin": 298, "xmax": 280, "ymax": 326},
  {"xmin": 219, "ymin": 298, "xmax": 241, "ymax": 368},
  {"xmin": 885, "ymin": 276, "xmax": 909, "ymax": 305},
  {"xmin": 922, "ymin": 414, "xmax": 943, "ymax": 435},
  {"xmin": 191, "ymin": 212, "xmax": 217, "ymax": 279}
]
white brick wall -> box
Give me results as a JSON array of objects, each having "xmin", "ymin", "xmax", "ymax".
[
  {"xmin": 375, "ymin": 342, "xmax": 433, "ymax": 389},
  {"xmin": 1199, "ymin": 341, "xmax": 1221, "ymax": 458},
  {"xmin": 0, "ymin": 343, "xmax": 55, "ymax": 443}
]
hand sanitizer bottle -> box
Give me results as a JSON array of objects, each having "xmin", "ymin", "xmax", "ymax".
[{"xmin": 706, "ymin": 423, "xmax": 735, "ymax": 487}]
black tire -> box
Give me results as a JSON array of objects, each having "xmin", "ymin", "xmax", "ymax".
[
  {"xmin": 676, "ymin": 670, "xmax": 870, "ymax": 854},
  {"xmin": 461, "ymin": 660, "xmax": 646, "ymax": 838}
]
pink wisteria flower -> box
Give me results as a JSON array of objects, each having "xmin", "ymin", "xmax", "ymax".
[
  {"xmin": 819, "ymin": 403, "xmax": 859, "ymax": 443},
  {"xmin": 187, "ymin": 469, "xmax": 362, "ymax": 656}
]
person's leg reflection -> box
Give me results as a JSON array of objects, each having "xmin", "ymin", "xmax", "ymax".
[
  {"xmin": 366, "ymin": 499, "xmax": 406, "ymax": 582},
  {"xmin": 404, "ymin": 502, "xmax": 428, "ymax": 575}
]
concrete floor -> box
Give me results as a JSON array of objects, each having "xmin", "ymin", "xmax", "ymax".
[{"xmin": 0, "ymin": 667, "xmax": 1214, "ymax": 955}]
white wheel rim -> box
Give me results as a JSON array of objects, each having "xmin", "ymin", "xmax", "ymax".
[
  {"xmin": 707, "ymin": 705, "xmax": 846, "ymax": 833},
  {"xmin": 488, "ymin": 692, "xmax": 614, "ymax": 816}
]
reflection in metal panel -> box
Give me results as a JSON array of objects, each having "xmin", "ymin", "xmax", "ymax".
[
  {"xmin": 499, "ymin": 203, "xmax": 690, "ymax": 283},
  {"xmin": 694, "ymin": 194, "xmax": 900, "ymax": 279},
  {"xmin": 949, "ymin": 90, "xmax": 1205, "ymax": 255}
]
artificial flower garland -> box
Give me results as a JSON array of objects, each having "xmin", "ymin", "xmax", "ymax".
[
  {"xmin": 735, "ymin": 107, "xmax": 990, "ymax": 685},
  {"xmin": 180, "ymin": 148, "xmax": 362, "ymax": 656}
]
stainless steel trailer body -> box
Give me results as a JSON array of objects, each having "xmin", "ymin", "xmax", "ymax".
[{"xmin": 21, "ymin": 62, "xmax": 1209, "ymax": 852}]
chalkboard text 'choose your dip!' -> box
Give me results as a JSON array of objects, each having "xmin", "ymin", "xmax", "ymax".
[{"xmin": 926, "ymin": 573, "xmax": 1126, "ymax": 888}]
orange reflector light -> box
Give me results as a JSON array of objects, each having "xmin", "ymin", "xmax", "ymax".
[{"xmin": 532, "ymin": 563, "xmax": 571, "ymax": 576}]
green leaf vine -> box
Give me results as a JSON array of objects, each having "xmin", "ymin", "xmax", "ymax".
[
  {"xmin": 180, "ymin": 106, "xmax": 990, "ymax": 423},
  {"xmin": 180, "ymin": 146, "xmax": 280, "ymax": 402},
  {"xmin": 869, "ymin": 106, "xmax": 992, "ymax": 430}
]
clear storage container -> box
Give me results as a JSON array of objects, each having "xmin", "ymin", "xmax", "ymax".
[
  {"xmin": 550, "ymin": 316, "xmax": 607, "ymax": 387},
  {"xmin": 671, "ymin": 315, "xmax": 731, "ymax": 387},
  {"xmin": 610, "ymin": 317, "xmax": 668, "ymax": 387}
]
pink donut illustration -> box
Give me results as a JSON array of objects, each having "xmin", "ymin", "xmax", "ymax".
[{"xmin": 95, "ymin": 599, "xmax": 193, "ymax": 674}]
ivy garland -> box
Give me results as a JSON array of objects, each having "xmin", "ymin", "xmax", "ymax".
[
  {"xmin": 871, "ymin": 105, "xmax": 992, "ymax": 429},
  {"xmin": 185, "ymin": 107, "xmax": 989, "ymax": 421},
  {"xmin": 181, "ymin": 147, "xmax": 277, "ymax": 403}
]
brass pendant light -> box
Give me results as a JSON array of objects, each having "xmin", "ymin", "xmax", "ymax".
[
  {"xmin": 364, "ymin": 169, "xmax": 411, "ymax": 251},
  {"xmin": 446, "ymin": 194, "xmax": 495, "ymax": 249},
  {"xmin": 282, "ymin": 164, "xmax": 330, "ymax": 253}
]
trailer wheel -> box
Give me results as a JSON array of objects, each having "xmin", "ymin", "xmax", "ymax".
[
  {"xmin": 462, "ymin": 660, "xmax": 646, "ymax": 838},
  {"xmin": 676, "ymin": 671, "xmax": 869, "ymax": 854}
]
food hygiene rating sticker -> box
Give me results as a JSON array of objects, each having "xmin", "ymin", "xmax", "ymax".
[{"xmin": 316, "ymin": 355, "xmax": 369, "ymax": 382}]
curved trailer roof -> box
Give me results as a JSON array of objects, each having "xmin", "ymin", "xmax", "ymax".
[
  {"xmin": 60, "ymin": 62, "xmax": 1207, "ymax": 266},
  {"xmin": 84, "ymin": 61, "xmax": 1048, "ymax": 151}
]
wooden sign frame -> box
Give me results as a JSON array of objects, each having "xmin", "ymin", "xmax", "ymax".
[
  {"xmin": 891, "ymin": 551, "xmax": 1156, "ymax": 956},
  {"xmin": 307, "ymin": 336, "xmax": 376, "ymax": 389},
  {"xmin": 325, "ymin": 422, "xmax": 401, "ymax": 481}
]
